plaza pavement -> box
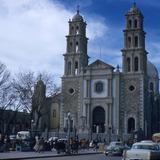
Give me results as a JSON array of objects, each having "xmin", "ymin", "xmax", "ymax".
[{"xmin": 0, "ymin": 149, "xmax": 103, "ymax": 160}]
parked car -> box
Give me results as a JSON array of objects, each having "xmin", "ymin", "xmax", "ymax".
[
  {"xmin": 140, "ymin": 140, "xmax": 153, "ymax": 143},
  {"xmin": 57, "ymin": 138, "xmax": 68, "ymax": 143},
  {"xmin": 48, "ymin": 137, "xmax": 58, "ymax": 142},
  {"xmin": 122, "ymin": 141, "xmax": 160, "ymax": 160},
  {"xmin": 16, "ymin": 131, "xmax": 30, "ymax": 140},
  {"xmin": 105, "ymin": 141, "xmax": 129, "ymax": 156}
]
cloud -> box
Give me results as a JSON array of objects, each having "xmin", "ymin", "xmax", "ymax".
[
  {"xmin": 0, "ymin": 0, "xmax": 109, "ymax": 84},
  {"xmin": 0, "ymin": 0, "xmax": 70, "ymax": 75},
  {"xmin": 87, "ymin": 19, "xmax": 109, "ymax": 40}
]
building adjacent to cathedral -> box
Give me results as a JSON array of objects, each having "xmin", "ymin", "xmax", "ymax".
[{"xmin": 32, "ymin": 3, "xmax": 159, "ymax": 141}]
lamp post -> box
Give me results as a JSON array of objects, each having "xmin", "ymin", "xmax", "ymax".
[
  {"xmin": 108, "ymin": 126, "xmax": 112, "ymax": 143},
  {"xmin": 96, "ymin": 125, "xmax": 99, "ymax": 142},
  {"xmin": 67, "ymin": 112, "xmax": 71, "ymax": 154},
  {"xmin": 31, "ymin": 119, "xmax": 34, "ymax": 138}
]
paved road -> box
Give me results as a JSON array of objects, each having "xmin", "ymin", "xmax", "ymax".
[{"xmin": 26, "ymin": 154, "xmax": 122, "ymax": 160}]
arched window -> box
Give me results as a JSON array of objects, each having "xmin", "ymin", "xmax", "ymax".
[
  {"xmin": 128, "ymin": 19, "xmax": 132, "ymax": 28},
  {"xmin": 76, "ymin": 42, "xmax": 79, "ymax": 53},
  {"xmin": 75, "ymin": 61, "xmax": 78, "ymax": 75},
  {"xmin": 134, "ymin": 19, "xmax": 138, "ymax": 28},
  {"xmin": 69, "ymin": 42, "xmax": 72, "ymax": 51},
  {"xmin": 150, "ymin": 82, "xmax": 154, "ymax": 91},
  {"xmin": 71, "ymin": 26, "xmax": 74, "ymax": 31},
  {"xmin": 134, "ymin": 57, "xmax": 139, "ymax": 71},
  {"xmin": 135, "ymin": 36, "xmax": 138, "ymax": 47},
  {"xmin": 127, "ymin": 57, "xmax": 131, "ymax": 72},
  {"xmin": 128, "ymin": 37, "xmax": 131, "ymax": 48},
  {"xmin": 67, "ymin": 62, "xmax": 71, "ymax": 75},
  {"xmin": 92, "ymin": 106, "xmax": 105, "ymax": 133},
  {"xmin": 53, "ymin": 109, "xmax": 56, "ymax": 117},
  {"xmin": 71, "ymin": 26, "xmax": 74, "ymax": 34},
  {"xmin": 76, "ymin": 26, "xmax": 79, "ymax": 35},
  {"xmin": 128, "ymin": 117, "xmax": 135, "ymax": 133}
]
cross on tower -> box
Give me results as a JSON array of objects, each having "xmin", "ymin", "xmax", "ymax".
[{"xmin": 77, "ymin": 5, "xmax": 80, "ymax": 14}]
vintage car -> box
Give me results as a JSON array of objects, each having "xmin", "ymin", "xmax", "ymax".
[
  {"xmin": 122, "ymin": 141, "xmax": 160, "ymax": 160},
  {"xmin": 105, "ymin": 141, "xmax": 129, "ymax": 156}
]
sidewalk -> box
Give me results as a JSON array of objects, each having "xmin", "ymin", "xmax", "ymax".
[{"xmin": 0, "ymin": 149, "xmax": 102, "ymax": 160}]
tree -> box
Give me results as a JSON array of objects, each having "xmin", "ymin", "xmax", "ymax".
[
  {"xmin": 12, "ymin": 71, "xmax": 35, "ymax": 113},
  {"xmin": 0, "ymin": 61, "xmax": 12, "ymax": 110},
  {"xmin": 12, "ymin": 71, "xmax": 60, "ymax": 113},
  {"xmin": 12, "ymin": 71, "xmax": 61, "ymax": 134},
  {"xmin": 0, "ymin": 61, "xmax": 19, "ymax": 134}
]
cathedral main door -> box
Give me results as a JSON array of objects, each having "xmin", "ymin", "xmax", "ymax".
[{"xmin": 92, "ymin": 106, "xmax": 105, "ymax": 133}]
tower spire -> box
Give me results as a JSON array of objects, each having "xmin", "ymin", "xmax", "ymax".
[
  {"xmin": 77, "ymin": 5, "xmax": 80, "ymax": 14},
  {"xmin": 133, "ymin": 1, "xmax": 136, "ymax": 8}
]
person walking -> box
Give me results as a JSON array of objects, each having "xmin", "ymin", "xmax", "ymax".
[
  {"xmin": 33, "ymin": 137, "xmax": 39, "ymax": 152},
  {"xmin": 38, "ymin": 137, "xmax": 44, "ymax": 153}
]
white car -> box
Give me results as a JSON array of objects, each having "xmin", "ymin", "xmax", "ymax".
[
  {"xmin": 48, "ymin": 136, "xmax": 58, "ymax": 142},
  {"xmin": 105, "ymin": 141, "xmax": 129, "ymax": 156},
  {"xmin": 16, "ymin": 131, "xmax": 30, "ymax": 140},
  {"xmin": 123, "ymin": 141, "xmax": 160, "ymax": 160}
]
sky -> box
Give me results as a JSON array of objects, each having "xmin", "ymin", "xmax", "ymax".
[{"xmin": 0, "ymin": 0, "xmax": 160, "ymax": 86}]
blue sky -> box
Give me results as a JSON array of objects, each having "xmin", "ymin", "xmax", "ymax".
[{"xmin": 0, "ymin": 0, "xmax": 159, "ymax": 85}]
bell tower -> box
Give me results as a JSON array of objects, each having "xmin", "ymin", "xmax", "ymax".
[
  {"xmin": 120, "ymin": 3, "xmax": 148, "ymax": 138},
  {"xmin": 60, "ymin": 8, "xmax": 89, "ymax": 133},
  {"xmin": 122, "ymin": 3, "xmax": 147, "ymax": 74},
  {"xmin": 64, "ymin": 8, "xmax": 89, "ymax": 76}
]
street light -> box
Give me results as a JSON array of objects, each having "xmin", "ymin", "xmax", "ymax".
[
  {"xmin": 66, "ymin": 112, "xmax": 71, "ymax": 154},
  {"xmin": 96, "ymin": 125, "xmax": 99, "ymax": 142},
  {"xmin": 31, "ymin": 119, "xmax": 34, "ymax": 138},
  {"xmin": 108, "ymin": 126, "xmax": 112, "ymax": 143}
]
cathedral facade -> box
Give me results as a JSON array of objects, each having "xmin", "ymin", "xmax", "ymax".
[{"xmin": 32, "ymin": 4, "xmax": 159, "ymax": 141}]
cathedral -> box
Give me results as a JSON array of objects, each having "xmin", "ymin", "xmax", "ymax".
[{"xmin": 32, "ymin": 3, "xmax": 159, "ymax": 142}]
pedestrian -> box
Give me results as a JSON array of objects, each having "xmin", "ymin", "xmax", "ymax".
[
  {"xmin": 38, "ymin": 137, "xmax": 44, "ymax": 153},
  {"xmin": 4, "ymin": 135, "xmax": 10, "ymax": 152},
  {"xmin": 33, "ymin": 137, "xmax": 39, "ymax": 152}
]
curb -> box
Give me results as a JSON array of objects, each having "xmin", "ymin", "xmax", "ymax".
[{"xmin": 0, "ymin": 151, "xmax": 103, "ymax": 160}]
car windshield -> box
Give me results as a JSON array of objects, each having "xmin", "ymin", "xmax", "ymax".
[{"xmin": 132, "ymin": 144, "xmax": 159, "ymax": 151}]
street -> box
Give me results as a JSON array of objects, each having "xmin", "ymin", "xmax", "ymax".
[{"xmin": 26, "ymin": 154, "xmax": 122, "ymax": 160}]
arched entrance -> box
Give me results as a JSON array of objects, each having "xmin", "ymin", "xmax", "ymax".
[
  {"xmin": 92, "ymin": 106, "xmax": 105, "ymax": 133},
  {"xmin": 128, "ymin": 117, "xmax": 135, "ymax": 133}
]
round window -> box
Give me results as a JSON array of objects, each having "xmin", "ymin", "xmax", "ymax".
[
  {"xmin": 129, "ymin": 85, "xmax": 135, "ymax": 91},
  {"xmin": 95, "ymin": 81, "xmax": 103, "ymax": 93},
  {"xmin": 69, "ymin": 88, "xmax": 74, "ymax": 94}
]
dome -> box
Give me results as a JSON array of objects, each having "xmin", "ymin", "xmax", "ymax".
[
  {"xmin": 147, "ymin": 61, "xmax": 159, "ymax": 78},
  {"xmin": 72, "ymin": 10, "xmax": 83, "ymax": 22}
]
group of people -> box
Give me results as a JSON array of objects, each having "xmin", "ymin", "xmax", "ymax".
[{"xmin": 0, "ymin": 133, "xmax": 102, "ymax": 154}]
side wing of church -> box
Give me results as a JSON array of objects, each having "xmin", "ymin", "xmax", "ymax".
[{"xmin": 32, "ymin": 3, "xmax": 159, "ymax": 142}]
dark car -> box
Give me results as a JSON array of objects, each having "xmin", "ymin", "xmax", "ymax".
[{"xmin": 105, "ymin": 141, "xmax": 129, "ymax": 156}]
